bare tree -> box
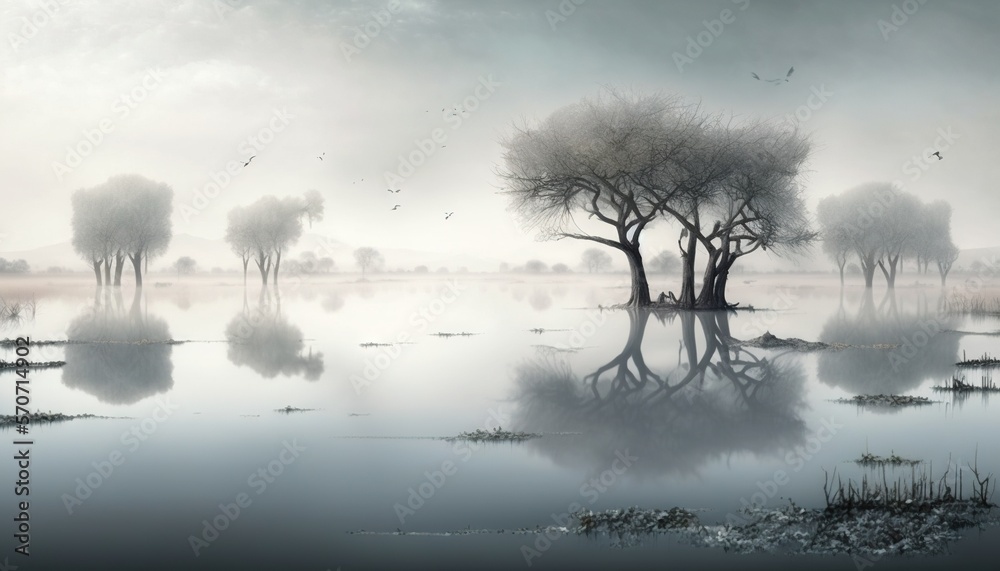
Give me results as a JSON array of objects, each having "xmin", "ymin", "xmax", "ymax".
[
  {"xmin": 934, "ymin": 242, "xmax": 960, "ymax": 286},
  {"xmin": 647, "ymin": 251, "xmax": 680, "ymax": 274},
  {"xmin": 581, "ymin": 248, "xmax": 612, "ymax": 273},
  {"xmin": 647, "ymin": 124, "xmax": 813, "ymax": 308},
  {"xmin": 225, "ymin": 207, "xmax": 254, "ymax": 285},
  {"xmin": 499, "ymin": 91, "xmax": 716, "ymax": 307},
  {"xmin": 817, "ymin": 198, "xmax": 853, "ymax": 287},
  {"xmin": 354, "ymin": 247, "xmax": 383, "ymax": 278}
]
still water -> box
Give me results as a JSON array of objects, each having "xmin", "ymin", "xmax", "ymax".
[{"xmin": 1, "ymin": 273, "xmax": 997, "ymax": 570}]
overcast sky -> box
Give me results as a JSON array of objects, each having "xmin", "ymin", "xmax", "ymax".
[{"xmin": 1, "ymin": 0, "xmax": 997, "ymax": 268}]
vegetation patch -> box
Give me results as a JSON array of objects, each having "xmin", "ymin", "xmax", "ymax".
[
  {"xmin": 955, "ymin": 351, "xmax": 1000, "ymax": 368},
  {"xmin": 0, "ymin": 359, "xmax": 65, "ymax": 371},
  {"xmin": 933, "ymin": 375, "xmax": 1000, "ymax": 392},
  {"xmin": 429, "ymin": 332, "xmax": 478, "ymax": 338},
  {"xmin": 855, "ymin": 451, "xmax": 921, "ymax": 467},
  {"xmin": 443, "ymin": 426, "xmax": 540, "ymax": 442},
  {"xmin": 833, "ymin": 394, "xmax": 934, "ymax": 407},
  {"xmin": 0, "ymin": 412, "xmax": 102, "ymax": 426}
]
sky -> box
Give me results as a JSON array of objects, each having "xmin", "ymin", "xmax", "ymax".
[{"xmin": 1, "ymin": 0, "xmax": 998, "ymax": 270}]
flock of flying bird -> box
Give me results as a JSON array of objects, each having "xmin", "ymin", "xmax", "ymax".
[
  {"xmin": 236, "ymin": 71, "xmax": 947, "ymax": 228},
  {"xmin": 239, "ymin": 149, "xmax": 457, "ymax": 220}
]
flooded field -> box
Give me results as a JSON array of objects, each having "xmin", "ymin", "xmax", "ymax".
[{"xmin": 2, "ymin": 272, "xmax": 998, "ymax": 569}]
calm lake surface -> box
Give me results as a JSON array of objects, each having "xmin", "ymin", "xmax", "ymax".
[{"xmin": 1, "ymin": 273, "xmax": 998, "ymax": 570}]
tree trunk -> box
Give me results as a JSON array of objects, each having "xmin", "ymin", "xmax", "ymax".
[
  {"xmin": 861, "ymin": 256, "xmax": 876, "ymax": 288},
  {"xmin": 256, "ymin": 251, "xmax": 270, "ymax": 284},
  {"xmin": 242, "ymin": 256, "xmax": 249, "ymax": 287},
  {"xmin": 113, "ymin": 252, "xmax": 125, "ymax": 286},
  {"xmin": 695, "ymin": 246, "xmax": 723, "ymax": 308},
  {"xmin": 623, "ymin": 246, "xmax": 651, "ymax": 307},
  {"xmin": 103, "ymin": 256, "xmax": 111, "ymax": 284},
  {"xmin": 273, "ymin": 249, "xmax": 281, "ymax": 285},
  {"xmin": 93, "ymin": 260, "xmax": 103, "ymax": 285},
  {"xmin": 838, "ymin": 261, "xmax": 845, "ymax": 287},
  {"xmin": 131, "ymin": 253, "xmax": 143, "ymax": 287},
  {"xmin": 677, "ymin": 231, "xmax": 699, "ymax": 308}
]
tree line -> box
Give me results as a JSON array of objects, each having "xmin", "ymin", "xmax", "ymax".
[{"xmin": 817, "ymin": 183, "xmax": 959, "ymax": 287}]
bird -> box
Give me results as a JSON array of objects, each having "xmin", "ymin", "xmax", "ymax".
[
  {"xmin": 391, "ymin": 205, "xmax": 401, "ymax": 210},
  {"xmin": 445, "ymin": 212, "xmax": 454, "ymax": 219},
  {"xmin": 242, "ymin": 155, "xmax": 255, "ymax": 167},
  {"xmin": 932, "ymin": 151, "xmax": 943, "ymax": 160},
  {"xmin": 751, "ymin": 66, "xmax": 794, "ymax": 84},
  {"xmin": 317, "ymin": 152, "xmax": 325, "ymax": 161},
  {"xmin": 387, "ymin": 188, "xmax": 400, "ymax": 193}
]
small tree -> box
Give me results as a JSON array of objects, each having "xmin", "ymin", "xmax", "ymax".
[
  {"xmin": 525, "ymin": 260, "xmax": 548, "ymax": 273},
  {"xmin": 173, "ymin": 257, "xmax": 197, "ymax": 278},
  {"xmin": 582, "ymin": 248, "xmax": 612, "ymax": 273},
  {"xmin": 552, "ymin": 263, "xmax": 571, "ymax": 273},
  {"xmin": 354, "ymin": 247, "xmax": 383, "ymax": 277}
]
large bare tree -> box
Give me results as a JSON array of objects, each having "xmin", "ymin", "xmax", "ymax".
[{"xmin": 499, "ymin": 91, "xmax": 718, "ymax": 307}]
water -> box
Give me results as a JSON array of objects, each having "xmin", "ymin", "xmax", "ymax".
[{"xmin": 1, "ymin": 273, "xmax": 997, "ymax": 569}]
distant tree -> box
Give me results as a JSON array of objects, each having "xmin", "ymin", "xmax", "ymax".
[
  {"xmin": 0, "ymin": 258, "xmax": 29, "ymax": 273},
  {"xmin": 225, "ymin": 191, "xmax": 324, "ymax": 285},
  {"xmin": 817, "ymin": 198, "xmax": 853, "ymax": 287},
  {"xmin": 317, "ymin": 257, "xmax": 335, "ymax": 273},
  {"xmin": 582, "ymin": 248, "xmax": 612, "ymax": 273},
  {"xmin": 70, "ymin": 174, "xmax": 172, "ymax": 286},
  {"xmin": 846, "ymin": 262, "xmax": 862, "ymax": 275},
  {"xmin": 414, "ymin": 265, "xmax": 429, "ymax": 273},
  {"xmin": 499, "ymin": 262, "xmax": 510, "ymax": 273},
  {"xmin": 354, "ymin": 247, "xmax": 383, "ymax": 277},
  {"xmin": 934, "ymin": 242, "xmax": 960, "ymax": 286},
  {"xmin": 525, "ymin": 259, "xmax": 548, "ymax": 273},
  {"xmin": 647, "ymin": 251, "xmax": 679, "ymax": 274},
  {"xmin": 172, "ymin": 257, "xmax": 197, "ymax": 278},
  {"xmin": 436, "ymin": 266, "xmax": 450, "ymax": 273},
  {"xmin": 551, "ymin": 263, "xmax": 571, "ymax": 273}
]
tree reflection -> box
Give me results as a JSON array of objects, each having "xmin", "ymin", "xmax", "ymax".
[
  {"xmin": 817, "ymin": 289, "xmax": 958, "ymax": 393},
  {"xmin": 512, "ymin": 309, "xmax": 807, "ymax": 476},
  {"xmin": 225, "ymin": 286, "xmax": 324, "ymax": 380},
  {"xmin": 62, "ymin": 287, "xmax": 173, "ymax": 404}
]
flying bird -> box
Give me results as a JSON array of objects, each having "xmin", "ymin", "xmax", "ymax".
[
  {"xmin": 391, "ymin": 204, "xmax": 401, "ymax": 210},
  {"xmin": 932, "ymin": 151, "xmax": 943, "ymax": 160},
  {"xmin": 387, "ymin": 188, "xmax": 400, "ymax": 193},
  {"xmin": 445, "ymin": 212, "xmax": 454, "ymax": 219},
  {"xmin": 317, "ymin": 152, "xmax": 325, "ymax": 161},
  {"xmin": 242, "ymin": 155, "xmax": 255, "ymax": 167},
  {"xmin": 751, "ymin": 66, "xmax": 794, "ymax": 84}
]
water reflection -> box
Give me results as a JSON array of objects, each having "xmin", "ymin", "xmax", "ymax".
[
  {"xmin": 62, "ymin": 287, "xmax": 174, "ymax": 404},
  {"xmin": 224, "ymin": 287, "xmax": 324, "ymax": 380},
  {"xmin": 817, "ymin": 289, "xmax": 959, "ymax": 393},
  {"xmin": 513, "ymin": 309, "xmax": 808, "ymax": 476}
]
